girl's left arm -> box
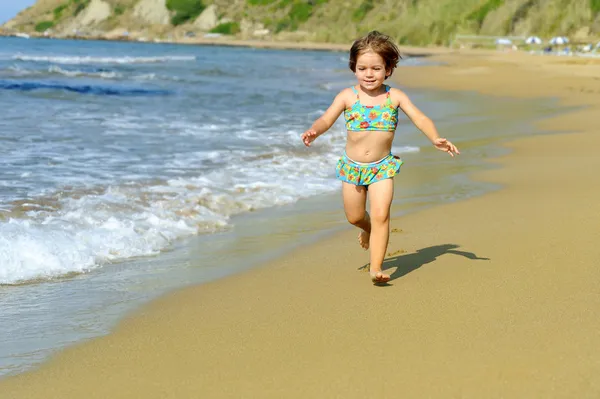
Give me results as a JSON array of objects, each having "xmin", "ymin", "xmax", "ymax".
[{"xmin": 393, "ymin": 89, "xmax": 460, "ymax": 156}]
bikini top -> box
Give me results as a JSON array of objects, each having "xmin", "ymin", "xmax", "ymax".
[{"xmin": 344, "ymin": 85, "xmax": 399, "ymax": 132}]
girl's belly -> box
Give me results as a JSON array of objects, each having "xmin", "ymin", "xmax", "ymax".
[{"xmin": 345, "ymin": 130, "xmax": 395, "ymax": 163}]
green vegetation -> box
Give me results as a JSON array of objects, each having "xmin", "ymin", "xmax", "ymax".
[
  {"xmin": 53, "ymin": 4, "xmax": 68, "ymax": 19},
  {"xmin": 274, "ymin": 0, "xmax": 327, "ymax": 32},
  {"xmin": 51, "ymin": 0, "xmax": 91, "ymax": 21},
  {"xmin": 467, "ymin": 0, "xmax": 504, "ymax": 27},
  {"xmin": 506, "ymin": 0, "xmax": 536, "ymax": 32},
  {"xmin": 166, "ymin": 0, "xmax": 206, "ymax": 25},
  {"xmin": 592, "ymin": 0, "xmax": 600, "ymax": 14},
  {"xmin": 35, "ymin": 20, "xmax": 54, "ymax": 32},
  {"xmin": 247, "ymin": 0, "xmax": 278, "ymax": 5},
  {"xmin": 73, "ymin": 0, "xmax": 91, "ymax": 16},
  {"xmin": 289, "ymin": 2, "xmax": 311, "ymax": 21},
  {"xmin": 114, "ymin": 5, "xmax": 126, "ymax": 15},
  {"xmin": 210, "ymin": 22, "xmax": 240, "ymax": 34},
  {"xmin": 352, "ymin": 0, "xmax": 374, "ymax": 22}
]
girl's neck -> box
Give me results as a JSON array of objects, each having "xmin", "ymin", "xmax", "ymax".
[{"xmin": 358, "ymin": 84, "xmax": 386, "ymax": 97}]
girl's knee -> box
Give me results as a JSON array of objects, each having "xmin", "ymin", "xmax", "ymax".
[
  {"xmin": 370, "ymin": 208, "xmax": 390, "ymax": 224},
  {"xmin": 345, "ymin": 211, "xmax": 366, "ymax": 226}
]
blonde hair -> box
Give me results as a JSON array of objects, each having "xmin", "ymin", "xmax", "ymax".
[{"xmin": 348, "ymin": 31, "xmax": 402, "ymax": 79}]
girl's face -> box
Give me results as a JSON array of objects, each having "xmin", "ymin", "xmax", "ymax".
[{"xmin": 354, "ymin": 50, "xmax": 390, "ymax": 91}]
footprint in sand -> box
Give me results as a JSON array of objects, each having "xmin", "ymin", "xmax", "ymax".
[{"xmin": 386, "ymin": 249, "xmax": 407, "ymax": 257}]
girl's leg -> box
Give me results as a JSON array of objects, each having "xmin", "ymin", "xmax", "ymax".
[
  {"xmin": 341, "ymin": 182, "xmax": 371, "ymax": 249},
  {"xmin": 366, "ymin": 178, "xmax": 394, "ymax": 281}
]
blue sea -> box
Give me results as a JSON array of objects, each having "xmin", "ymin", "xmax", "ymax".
[{"xmin": 0, "ymin": 37, "xmax": 560, "ymax": 376}]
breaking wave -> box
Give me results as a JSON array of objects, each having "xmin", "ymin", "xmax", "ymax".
[
  {"xmin": 11, "ymin": 54, "xmax": 197, "ymax": 65},
  {"xmin": 0, "ymin": 80, "xmax": 172, "ymax": 96}
]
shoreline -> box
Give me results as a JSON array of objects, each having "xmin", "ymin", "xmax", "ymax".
[
  {"xmin": 3, "ymin": 50, "xmax": 600, "ymax": 397},
  {"xmin": 5, "ymin": 33, "xmax": 600, "ymax": 61},
  {"xmin": 0, "ymin": 33, "xmax": 453, "ymax": 57}
]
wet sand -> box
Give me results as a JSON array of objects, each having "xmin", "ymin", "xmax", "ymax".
[{"xmin": 3, "ymin": 50, "xmax": 600, "ymax": 398}]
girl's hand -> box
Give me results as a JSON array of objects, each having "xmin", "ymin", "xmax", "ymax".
[
  {"xmin": 433, "ymin": 138, "xmax": 460, "ymax": 157},
  {"xmin": 301, "ymin": 129, "xmax": 318, "ymax": 147}
]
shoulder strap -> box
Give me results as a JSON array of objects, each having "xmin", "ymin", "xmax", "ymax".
[
  {"xmin": 384, "ymin": 85, "xmax": 393, "ymax": 105},
  {"xmin": 350, "ymin": 86, "xmax": 360, "ymax": 103}
]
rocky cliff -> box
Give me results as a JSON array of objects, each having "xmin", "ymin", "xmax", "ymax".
[{"xmin": 3, "ymin": 0, "xmax": 600, "ymax": 45}]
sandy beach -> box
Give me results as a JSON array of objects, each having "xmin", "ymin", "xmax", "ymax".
[{"xmin": 3, "ymin": 48, "xmax": 600, "ymax": 398}]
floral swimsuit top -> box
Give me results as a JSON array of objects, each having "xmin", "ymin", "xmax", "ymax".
[{"xmin": 344, "ymin": 85, "xmax": 399, "ymax": 132}]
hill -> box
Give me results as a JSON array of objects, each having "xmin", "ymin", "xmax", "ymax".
[{"xmin": 2, "ymin": 0, "xmax": 600, "ymax": 45}]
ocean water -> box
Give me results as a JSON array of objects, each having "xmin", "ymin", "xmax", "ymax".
[{"xmin": 0, "ymin": 37, "xmax": 560, "ymax": 377}]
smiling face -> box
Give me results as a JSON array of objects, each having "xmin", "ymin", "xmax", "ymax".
[{"xmin": 354, "ymin": 50, "xmax": 391, "ymax": 92}]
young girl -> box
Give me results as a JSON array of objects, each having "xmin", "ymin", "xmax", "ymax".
[{"xmin": 301, "ymin": 31, "xmax": 460, "ymax": 284}]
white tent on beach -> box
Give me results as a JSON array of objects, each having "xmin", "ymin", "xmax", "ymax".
[
  {"xmin": 549, "ymin": 36, "xmax": 569, "ymax": 45},
  {"xmin": 525, "ymin": 36, "xmax": 542, "ymax": 44}
]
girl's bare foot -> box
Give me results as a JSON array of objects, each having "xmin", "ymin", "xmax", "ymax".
[
  {"xmin": 358, "ymin": 230, "xmax": 370, "ymax": 250},
  {"xmin": 370, "ymin": 270, "xmax": 390, "ymax": 284}
]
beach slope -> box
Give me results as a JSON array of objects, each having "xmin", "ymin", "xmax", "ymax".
[{"xmin": 3, "ymin": 51, "xmax": 600, "ymax": 398}]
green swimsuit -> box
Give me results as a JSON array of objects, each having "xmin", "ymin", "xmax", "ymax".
[{"xmin": 336, "ymin": 85, "xmax": 403, "ymax": 186}]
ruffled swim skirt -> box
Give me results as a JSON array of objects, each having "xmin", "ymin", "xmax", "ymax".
[{"xmin": 335, "ymin": 152, "xmax": 403, "ymax": 186}]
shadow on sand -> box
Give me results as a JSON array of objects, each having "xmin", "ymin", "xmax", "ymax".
[{"xmin": 359, "ymin": 244, "xmax": 490, "ymax": 284}]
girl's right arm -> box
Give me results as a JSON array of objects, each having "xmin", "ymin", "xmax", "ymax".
[{"xmin": 301, "ymin": 90, "xmax": 348, "ymax": 147}]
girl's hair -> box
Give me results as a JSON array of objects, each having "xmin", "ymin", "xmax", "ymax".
[{"xmin": 348, "ymin": 31, "xmax": 402, "ymax": 78}]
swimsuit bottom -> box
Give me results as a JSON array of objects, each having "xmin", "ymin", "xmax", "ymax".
[{"xmin": 336, "ymin": 152, "xmax": 403, "ymax": 186}]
